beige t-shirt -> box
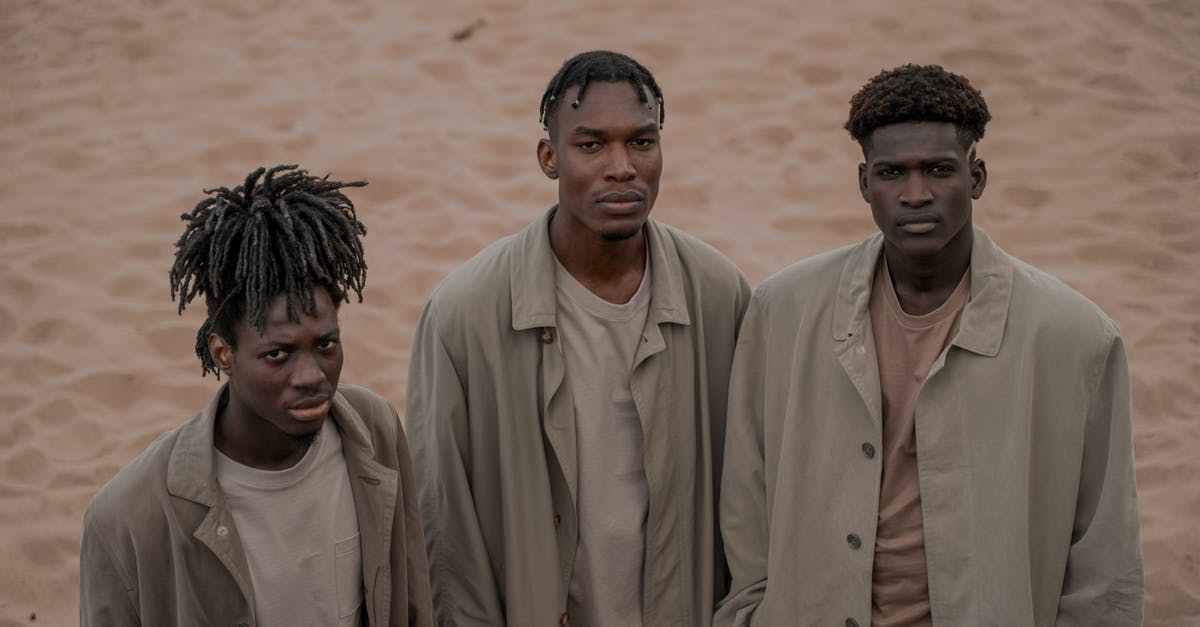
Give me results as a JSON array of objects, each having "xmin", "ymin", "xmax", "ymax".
[
  {"xmin": 869, "ymin": 257, "xmax": 970, "ymax": 627},
  {"xmin": 215, "ymin": 418, "xmax": 363, "ymax": 627},
  {"xmin": 554, "ymin": 255, "xmax": 652, "ymax": 627}
]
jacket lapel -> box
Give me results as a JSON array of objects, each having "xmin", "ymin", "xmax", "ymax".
[
  {"xmin": 166, "ymin": 384, "xmax": 256, "ymax": 613},
  {"xmin": 949, "ymin": 228, "xmax": 1013, "ymax": 358},
  {"xmin": 332, "ymin": 391, "xmax": 397, "ymax": 627},
  {"xmin": 832, "ymin": 234, "xmax": 885, "ymax": 430}
]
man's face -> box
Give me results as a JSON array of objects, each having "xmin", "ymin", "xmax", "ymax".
[
  {"xmin": 212, "ymin": 288, "xmax": 343, "ymax": 440},
  {"xmin": 858, "ymin": 121, "xmax": 986, "ymax": 260},
  {"xmin": 538, "ymin": 81, "xmax": 662, "ymax": 241}
]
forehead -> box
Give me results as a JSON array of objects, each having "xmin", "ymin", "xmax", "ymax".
[
  {"xmin": 866, "ymin": 121, "xmax": 965, "ymax": 162},
  {"xmin": 241, "ymin": 290, "xmax": 339, "ymax": 340},
  {"xmin": 552, "ymin": 81, "xmax": 658, "ymax": 134}
]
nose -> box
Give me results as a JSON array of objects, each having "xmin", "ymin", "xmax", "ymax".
[
  {"xmin": 899, "ymin": 174, "xmax": 933, "ymax": 208},
  {"xmin": 604, "ymin": 144, "xmax": 636, "ymax": 181},
  {"xmin": 290, "ymin": 351, "xmax": 326, "ymax": 389}
]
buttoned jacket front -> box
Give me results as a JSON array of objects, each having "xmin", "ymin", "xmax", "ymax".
[
  {"xmin": 80, "ymin": 384, "xmax": 434, "ymax": 627},
  {"xmin": 716, "ymin": 228, "xmax": 1143, "ymax": 627},
  {"xmin": 406, "ymin": 209, "xmax": 751, "ymax": 626}
]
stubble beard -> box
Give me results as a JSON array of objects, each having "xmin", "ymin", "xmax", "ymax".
[
  {"xmin": 293, "ymin": 428, "xmax": 319, "ymax": 449},
  {"xmin": 600, "ymin": 226, "xmax": 642, "ymax": 242}
]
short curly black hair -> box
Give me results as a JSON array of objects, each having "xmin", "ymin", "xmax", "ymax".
[{"xmin": 845, "ymin": 64, "xmax": 990, "ymax": 152}]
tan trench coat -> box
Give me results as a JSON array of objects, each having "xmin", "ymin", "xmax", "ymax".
[
  {"xmin": 406, "ymin": 209, "xmax": 750, "ymax": 626},
  {"xmin": 80, "ymin": 384, "xmax": 434, "ymax": 627},
  {"xmin": 716, "ymin": 229, "xmax": 1142, "ymax": 627}
]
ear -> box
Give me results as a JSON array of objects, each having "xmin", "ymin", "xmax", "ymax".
[
  {"xmin": 208, "ymin": 332, "xmax": 234, "ymax": 375},
  {"xmin": 858, "ymin": 162, "xmax": 870, "ymax": 203},
  {"xmin": 537, "ymin": 137, "xmax": 558, "ymax": 180},
  {"xmin": 970, "ymin": 158, "xmax": 987, "ymax": 199}
]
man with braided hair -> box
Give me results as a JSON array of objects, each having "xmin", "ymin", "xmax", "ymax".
[
  {"xmin": 716, "ymin": 65, "xmax": 1143, "ymax": 626},
  {"xmin": 80, "ymin": 165, "xmax": 434, "ymax": 626},
  {"xmin": 406, "ymin": 50, "xmax": 750, "ymax": 626}
]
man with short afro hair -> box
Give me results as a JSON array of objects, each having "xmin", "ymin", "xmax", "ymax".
[
  {"xmin": 80, "ymin": 165, "xmax": 434, "ymax": 626},
  {"xmin": 716, "ymin": 65, "xmax": 1143, "ymax": 626},
  {"xmin": 845, "ymin": 63, "xmax": 991, "ymax": 152}
]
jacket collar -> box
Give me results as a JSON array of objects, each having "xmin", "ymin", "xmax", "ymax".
[
  {"xmin": 832, "ymin": 226, "xmax": 1012, "ymax": 357},
  {"xmin": 166, "ymin": 384, "xmax": 380, "ymax": 506},
  {"xmin": 166, "ymin": 386, "xmax": 225, "ymax": 507},
  {"xmin": 510, "ymin": 207, "xmax": 691, "ymax": 331}
]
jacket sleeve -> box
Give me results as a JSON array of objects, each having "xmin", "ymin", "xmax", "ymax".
[
  {"xmin": 79, "ymin": 507, "xmax": 139, "ymax": 627},
  {"xmin": 714, "ymin": 292, "xmax": 769, "ymax": 627},
  {"xmin": 1056, "ymin": 331, "xmax": 1144, "ymax": 626},
  {"xmin": 405, "ymin": 300, "xmax": 505, "ymax": 627},
  {"xmin": 391, "ymin": 403, "xmax": 437, "ymax": 627}
]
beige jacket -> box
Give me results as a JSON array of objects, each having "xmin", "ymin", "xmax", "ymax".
[
  {"xmin": 716, "ymin": 228, "xmax": 1143, "ymax": 627},
  {"xmin": 80, "ymin": 384, "xmax": 434, "ymax": 627},
  {"xmin": 406, "ymin": 209, "xmax": 751, "ymax": 626}
]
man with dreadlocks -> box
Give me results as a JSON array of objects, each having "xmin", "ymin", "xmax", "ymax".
[
  {"xmin": 405, "ymin": 50, "xmax": 750, "ymax": 626},
  {"xmin": 716, "ymin": 65, "xmax": 1143, "ymax": 626},
  {"xmin": 79, "ymin": 165, "xmax": 434, "ymax": 626}
]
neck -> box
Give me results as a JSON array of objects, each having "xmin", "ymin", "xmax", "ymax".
[
  {"xmin": 214, "ymin": 394, "xmax": 313, "ymax": 471},
  {"xmin": 549, "ymin": 211, "xmax": 647, "ymax": 304},
  {"xmin": 882, "ymin": 230, "xmax": 972, "ymax": 316}
]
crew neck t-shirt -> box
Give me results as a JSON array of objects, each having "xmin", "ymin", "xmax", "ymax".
[
  {"xmin": 215, "ymin": 417, "xmax": 363, "ymax": 626},
  {"xmin": 869, "ymin": 257, "xmax": 970, "ymax": 627},
  {"xmin": 554, "ymin": 254, "xmax": 652, "ymax": 627}
]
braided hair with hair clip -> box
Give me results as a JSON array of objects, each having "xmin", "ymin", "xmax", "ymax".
[{"xmin": 538, "ymin": 50, "xmax": 665, "ymax": 133}]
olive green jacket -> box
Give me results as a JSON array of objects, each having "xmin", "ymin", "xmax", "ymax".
[
  {"xmin": 715, "ymin": 228, "xmax": 1143, "ymax": 627},
  {"xmin": 406, "ymin": 209, "xmax": 751, "ymax": 626},
  {"xmin": 80, "ymin": 384, "xmax": 434, "ymax": 627}
]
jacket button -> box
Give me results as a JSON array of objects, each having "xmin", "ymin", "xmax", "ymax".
[
  {"xmin": 846, "ymin": 619, "xmax": 859, "ymax": 627},
  {"xmin": 216, "ymin": 525, "xmax": 229, "ymax": 537},
  {"xmin": 560, "ymin": 611, "xmax": 569, "ymax": 625},
  {"xmin": 540, "ymin": 328, "xmax": 555, "ymax": 344},
  {"xmin": 847, "ymin": 533, "xmax": 862, "ymax": 549},
  {"xmin": 553, "ymin": 514, "xmax": 561, "ymax": 529},
  {"xmin": 862, "ymin": 442, "xmax": 875, "ymax": 459}
]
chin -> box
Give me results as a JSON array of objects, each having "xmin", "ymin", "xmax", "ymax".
[
  {"xmin": 598, "ymin": 218, "xmax": 646, "ymax": 241},
  {"xmin": 294, "ymin": 429, "xmax": 319, "ymax": 448},
  {"xmin": 282, "ymin": 414, "xmax": 326, "ymax": 436},
  {"xmin": 599, "ymin": 229, "xmax": 639, "ymax": 242},
  {"xmin": 896, "ymin": 238, "xmax": 951, "ymax": 260}
]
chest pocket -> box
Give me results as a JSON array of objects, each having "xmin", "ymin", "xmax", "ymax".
[{"xmin": 334, "ymin": 532, "xmax": 364, "ymax": 620}]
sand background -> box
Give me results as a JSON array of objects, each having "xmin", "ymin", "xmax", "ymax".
[{"xmin": 2, "ymin": 0, "xmax": 1197, "ymax": 624}]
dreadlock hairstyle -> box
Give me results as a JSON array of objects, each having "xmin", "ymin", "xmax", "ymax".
[
  {"xmin": 845, "ymin": 64, "xmax": 991, "ymax": 154},
  {"xmin": 169, "ymin": 164, "xmax": 368, "ymax": 377},
  {"xmin": 538, "ymin": 50, "xmax": 665, "ymax": 133}
]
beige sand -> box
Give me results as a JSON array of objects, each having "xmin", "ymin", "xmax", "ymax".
[{"xmin": 2, "ymin": 0, "xmax": 1197, "ymax": 623}]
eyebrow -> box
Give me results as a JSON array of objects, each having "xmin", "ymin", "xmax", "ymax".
[
  {"xmin": 255, "ymin": 327, "xmax": 341, "ymax": 348},
  {"xmin": 569, "ymin": 123, "xmax": 660, "ymax": 137},
  {"xmin": 872, "ymin": 155, "xmax": 960, "ymax": 168}
]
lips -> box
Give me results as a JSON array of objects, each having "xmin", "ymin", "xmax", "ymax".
[
  {"xmin": 288, "ymin": 396, "xmax": 331, "ymax": 421},
  {"xmin": 897, "ymin": 212, "xmax": 940, "ymax": 234},
  {"xmin": 597, "ymin": 190, "xmax": 645, "ymax": 203}
]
